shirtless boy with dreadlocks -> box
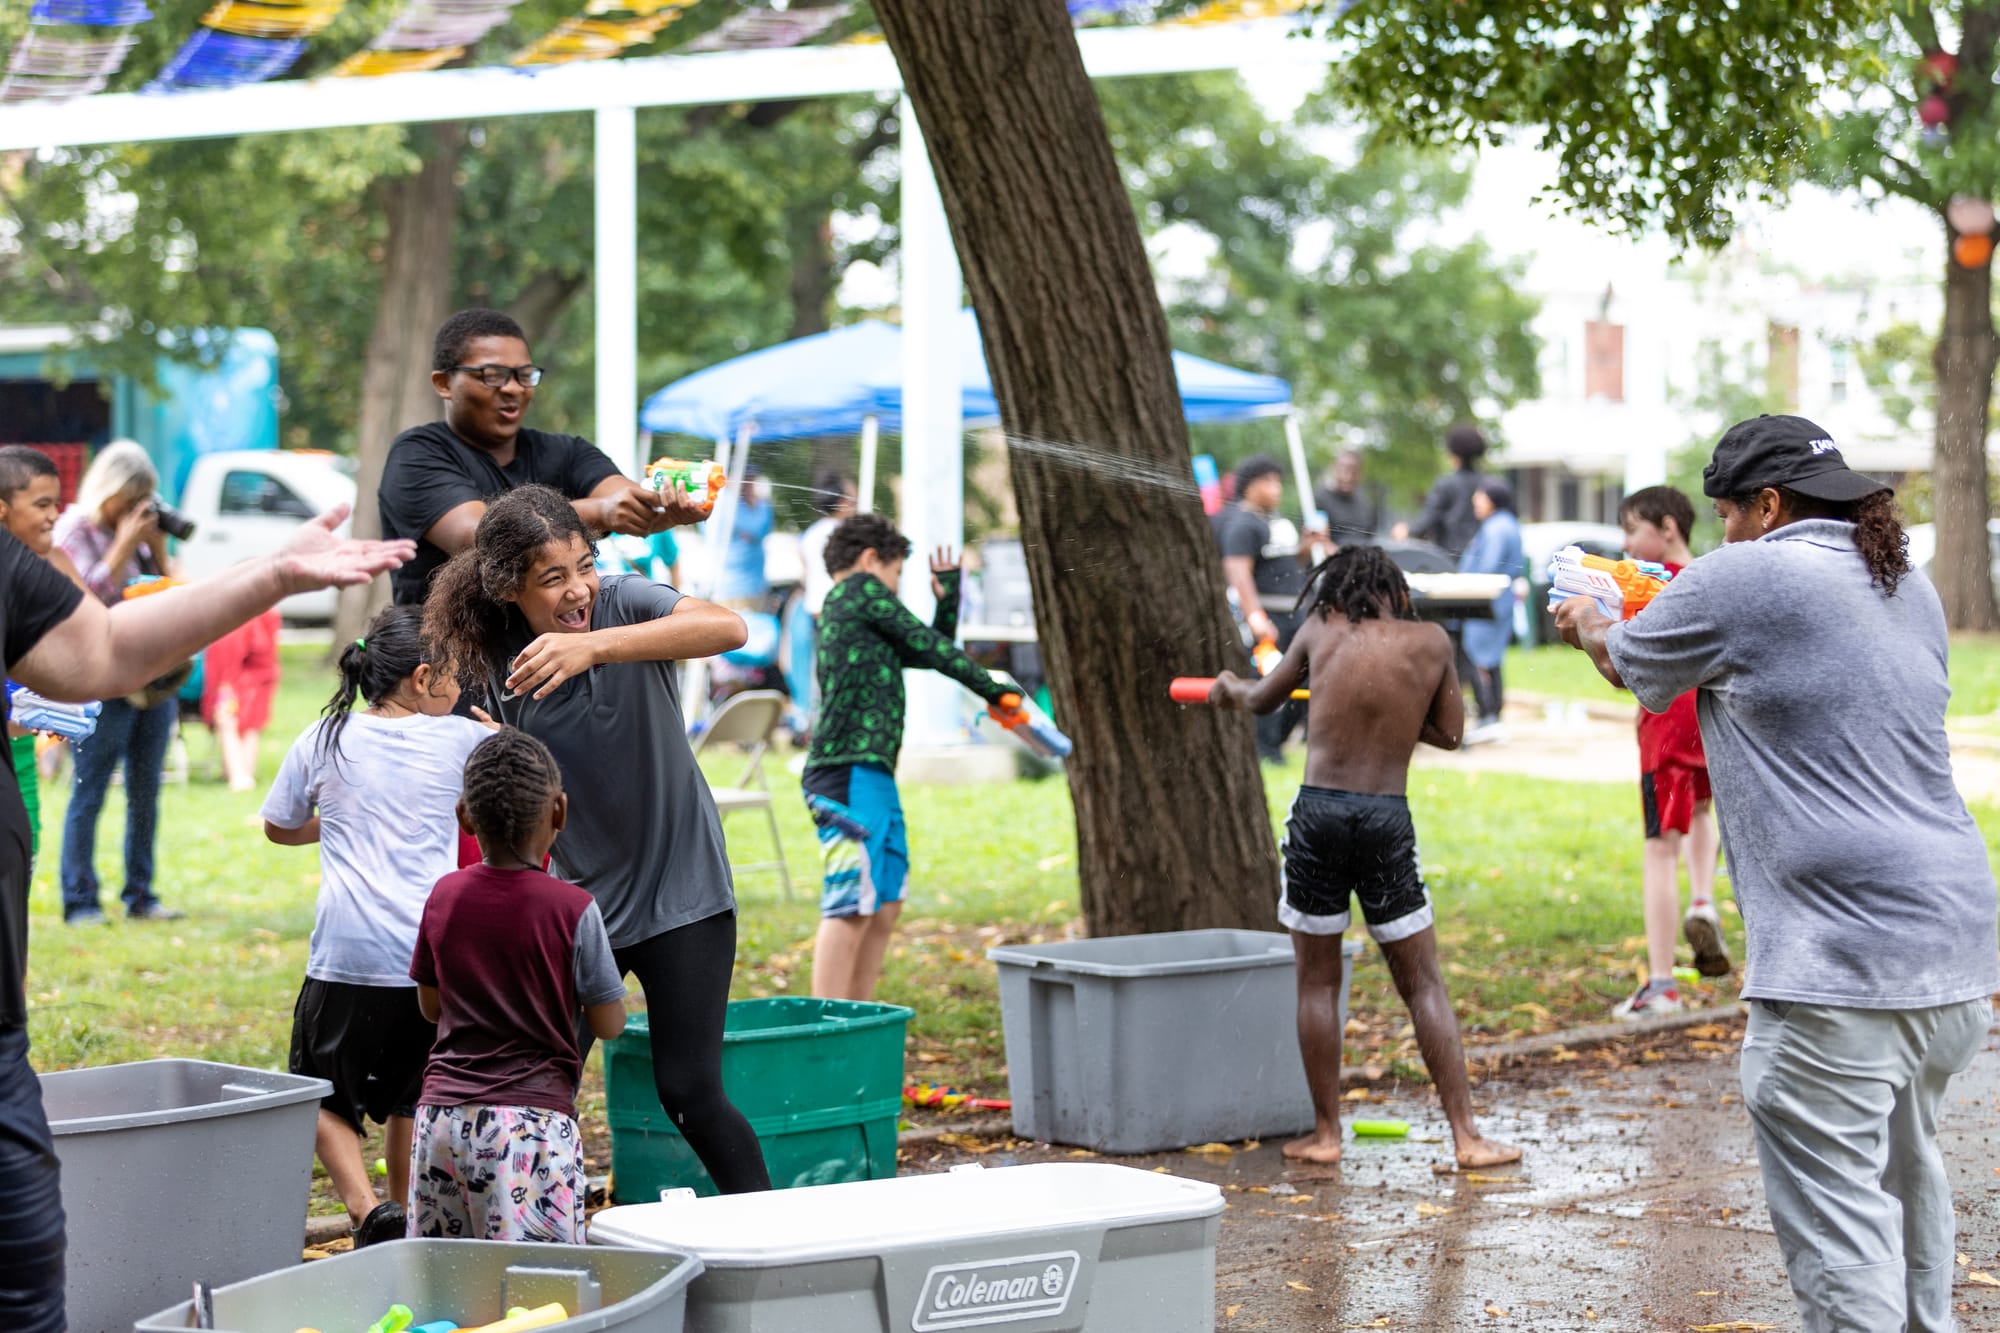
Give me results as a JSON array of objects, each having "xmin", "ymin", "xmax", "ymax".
[{"xmin": 1210, "ymin": 544, "xmax": 1521, "ymax": 1170}]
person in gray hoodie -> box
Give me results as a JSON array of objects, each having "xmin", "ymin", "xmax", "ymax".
[{"xmin": 1555, "ymin": 414, "xmax": 1997, "ymax": 1333}]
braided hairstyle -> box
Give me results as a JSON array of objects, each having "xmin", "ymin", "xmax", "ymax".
[
  {"xmin": 460, "ymin": 726, "xmax": 564, "ymax": 869},
  {"xmin": 1296, "ymin": 544, "xmax": 1416, "ymax": 625},
  {"xmin": 319, "ymin": 605, "xmax": 434, "ymax": 771},
  {"xmin": 424, "ymin": 484, "xmax": 594, "ymax": 687},
  {"xmin": 1730, "ymin": 487, "xmax": 1911, "ymax": 596}
]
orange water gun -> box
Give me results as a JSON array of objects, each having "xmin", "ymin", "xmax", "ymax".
[
  {"xmin": 121, "ymin": 575, "xmax": 183, "ymax": 600},
  {"xmin": 1544, "ymin": 546, "xmax": 1672, "ymax": 620}
]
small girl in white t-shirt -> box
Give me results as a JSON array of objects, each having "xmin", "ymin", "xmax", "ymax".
[{"xmin": 261, "ymin": 604, "xmax": 492, "ymax": 1247}]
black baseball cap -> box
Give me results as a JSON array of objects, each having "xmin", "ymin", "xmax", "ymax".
[{"xmin": 1702, "ymin": 414, "xmax": 1890, "ymax": 503}]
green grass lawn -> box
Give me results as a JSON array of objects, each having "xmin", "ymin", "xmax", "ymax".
[
  {"xmin": 27, "ymin": 645, "xmax": 2000, "ymax": 1152},
  {"xmin": 1508, "ymin": 635, "xmax": 2000, "ymax": 717}
]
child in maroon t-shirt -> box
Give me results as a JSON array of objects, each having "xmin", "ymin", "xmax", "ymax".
[
  {"xmin": 1613, "ymin": 487, "xmax": 1730, "ymax": 1021},
  {"xmin": 408, "ymin": 729, "xmax": 627, "ymax": 1242}
]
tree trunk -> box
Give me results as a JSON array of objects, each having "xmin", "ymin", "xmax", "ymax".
[
  {"xmin": 871, "ymin": 0, "xmax": 1280, "ymax": 935},
  {"xmin": 512, "ymin": 268, "xmax": 589, "ymax": 349},
  {"xmin": 1933, "ymin": 222, "xmax": 2000, "ymax": 632},
  {"xmin": 786, "ymin": 205, "xmax": 835, "ymax": 341},
  {"xmin": 334, "ymin": 122, "xmax": 467, "ymax": 645}
]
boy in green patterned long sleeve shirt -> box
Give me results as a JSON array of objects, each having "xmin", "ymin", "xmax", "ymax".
[{"xmin": 805, "ymin": 514, "xmax": 1012, "ymax": 1001}]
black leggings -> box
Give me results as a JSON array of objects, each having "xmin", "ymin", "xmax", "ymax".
[{"xmin": 609, "ymin": 911, "xmax": 771, "ymax": 1193}]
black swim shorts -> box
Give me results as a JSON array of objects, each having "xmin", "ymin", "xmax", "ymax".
[
  {"xmin": 1278, "ymin": 785, "xmax": 1433, "ymax": 941},
  {"xmin": 289, "ymin": 978, "xmax": 436, "ymax": 1132}
]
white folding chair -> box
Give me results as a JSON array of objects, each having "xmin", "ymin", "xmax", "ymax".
[{"xmin": 691, "ymin": 689, "xmax": 793, "ymax": 900}]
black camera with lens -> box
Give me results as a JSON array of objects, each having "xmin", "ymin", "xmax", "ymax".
[{"xmin": 145, "ymin": 495, "xmax": 197, "ymax": 542}]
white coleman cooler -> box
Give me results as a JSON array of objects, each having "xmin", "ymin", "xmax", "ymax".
[{"xmin": 587, "ymin": 1162, "xmax": 1224, "ymax": 1332}]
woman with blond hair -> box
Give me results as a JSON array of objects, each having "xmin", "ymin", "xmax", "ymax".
[{"xmin": 54, "ymin": 441, "xmax": 186, "ymax": 924}]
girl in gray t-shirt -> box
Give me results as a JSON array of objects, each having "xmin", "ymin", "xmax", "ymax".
[{"xmin": 424, "ymin": 484, "xmax": 772, "ymax": 1194}]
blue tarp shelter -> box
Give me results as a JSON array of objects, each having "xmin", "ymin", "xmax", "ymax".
[{"xmin": 640, "ymin": 310, "xmax": 1291, "ymax": 442}]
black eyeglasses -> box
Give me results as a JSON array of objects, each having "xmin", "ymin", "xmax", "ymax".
[{"xmin": 452, "ymin": 363, "xmax": 544, "ymax": 388}]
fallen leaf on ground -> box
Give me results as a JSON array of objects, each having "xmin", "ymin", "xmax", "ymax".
[
  {"xmin": 1966, "ymin": 1271, "xmax": 2000, "ymax": 1288},
  {"xmin": 1415, "ymin": 1202, "xmax": 1453, "ymax": 1217},
  {"xmin": 1694, "ymin": 1290, "xmax": 1719, "ymax": 1296},
  {"xmin": 1686, "ymin": 1324, "xmax": 1775, "ymax": 1332},
  {"xmin": 1285, "ymin": 1280, "xmax": 1313, "ymax": 1292},
  {"xmin": 1342, "ymin": 1087, "xmax": 1375, "ymax": 1102},
  {"xmin": 1065, "ymin": 1149, "xmax": 1098, "ymax": 1158},
  {"xmin": 1685, "ymin": 1023, "xmax": 1732, "ymax": 1040},
  {"xmin": 935, "ymin": 1132, "xmax": 1005, "ymax": 1154},
  {"xmin": 1463, "ymin": 1172, "xmax": 1523, "ymax": 1184},
  {"xmin": 1485, "ymin": 1304, "xmax": 1508, "ymax": 1317},
  {"xmin": 1223, "ymin": 1304, "xmax": 1241, "ymax": 1319},
  {"xmin": 1186, "ymin": 1142, "xmax": 1234, "ymax": 1156},
  {"xmin": 1283, "ymin": 1194, "xmax": 1314, "ymax": 1204}
]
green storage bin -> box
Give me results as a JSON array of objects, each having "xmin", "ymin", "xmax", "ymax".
[{"xmin": 606, "ymin": 997, "xmax": 912, "ymax": 1202}]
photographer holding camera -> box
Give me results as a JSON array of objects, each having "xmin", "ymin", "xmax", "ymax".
[{"xmin": 53, "ymin": 441, "xmax": 192, "ymax": 925}]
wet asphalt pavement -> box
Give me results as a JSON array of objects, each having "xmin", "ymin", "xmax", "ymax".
[{"xmin": 914, "ymin": 1020, "xmax": 2000, "ymax": 1331}]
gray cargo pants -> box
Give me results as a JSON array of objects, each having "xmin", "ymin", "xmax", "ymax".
[{"xmin": 1741, "ymin": 998, "xmax": 1991, "ymax": 1333}]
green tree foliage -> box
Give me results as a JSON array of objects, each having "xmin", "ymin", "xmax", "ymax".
[{"xmin": 1097, "ymin": 73, "xmax": 1541, "ymax": 505}]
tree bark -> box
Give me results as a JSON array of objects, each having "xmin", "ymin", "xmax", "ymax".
[
  {"xmin": 786, "ymin": 205, "xmax": 835, "ymax": 340},
  {"xmin": 871, "ymin": 0, "xmax": 1279, "ymax": 935},
  {"xmin": 512, "ymin": 268, "xmax": 589, "ymax": 349},
  {"xmin": 334, "ymin": 122, "xmax": 467, "ymax": 645},
  {"xmin": 1932, "ymin": 219, "xmax": 1999, "ymax": 632}
]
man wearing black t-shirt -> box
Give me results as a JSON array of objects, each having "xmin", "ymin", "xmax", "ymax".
[
  {"xmin": 1313, "ymin": 450, "xmax": 1383, "ymax": 549},
  {"xmin": 378, "ymin": 308, "xmax": 708, "ymax": 606},
  {"xmin": 0, "ymin": 510, "xmax": 411, "ymax": 1333},
  {"xmin": 1213, "ymin": 454, "xmax": 1316, "ymax": 761}
]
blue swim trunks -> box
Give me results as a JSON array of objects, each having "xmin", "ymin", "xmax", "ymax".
[{"xmin": 801, "ymin": 762, "xmax": 908, "ymax": 918}]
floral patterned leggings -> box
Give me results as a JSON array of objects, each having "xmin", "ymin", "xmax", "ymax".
[{"xmin": 408, "ymin": 1104, "xmax": 584, "ymax": 1243}]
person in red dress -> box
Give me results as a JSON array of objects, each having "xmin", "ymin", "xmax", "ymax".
[
  {"xmin": 1612, "ymin": 486, "xmax": 1730, "ymax": 1020},
  {"xmin": 203, "ymin": 607, "xmax": 282, "ymax": 792}
]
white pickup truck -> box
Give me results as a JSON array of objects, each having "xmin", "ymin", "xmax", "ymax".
[{"xmin": 174, "ymin": 449, "xmax": 358, "ymax": 622}]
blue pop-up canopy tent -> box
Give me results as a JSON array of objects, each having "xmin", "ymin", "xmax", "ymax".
[{"xmin": 640, "ymin": 310, "xmax": 1291, "ymax": 442}]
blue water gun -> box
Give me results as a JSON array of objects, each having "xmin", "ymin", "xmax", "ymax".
[{"xmin": 5, "ymin": 683, "xmax": 100, "ymax": 742}]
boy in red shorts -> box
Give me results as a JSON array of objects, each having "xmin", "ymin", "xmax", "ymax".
[{"xmin": 1612, "ymin": 486, "xmax": 1729, "ymax": 1020}]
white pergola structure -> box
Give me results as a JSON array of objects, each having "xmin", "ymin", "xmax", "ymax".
[{"xmin": 0, "ymin": 19, "xmax": 1335, "ymax": 739}]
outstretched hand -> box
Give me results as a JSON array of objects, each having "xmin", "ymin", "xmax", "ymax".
[
  {"xmin": 274, "ymin": 504, "xmax": 416, "ymax": 594},
  {"xmin": 929, "ymin": 545, "xmax": 959, "ymax": 600}
]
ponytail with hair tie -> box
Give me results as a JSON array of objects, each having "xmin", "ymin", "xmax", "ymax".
[{"xmin": 317, "ymin": 607, "xmax": 436, "ymax": 772}]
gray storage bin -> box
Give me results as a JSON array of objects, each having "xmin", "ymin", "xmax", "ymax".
[
  {"xmin": 989, "ymin": 928, "xmax": 1363, "ymax": 1153},
  {"xmin": 41, "ymin": 1058, "xmax": 329, "ymax": 1333},
  {"xmin": 134, "ymin": 1239, "xmax": 703, "ymax": 1333},
  {"xmin": 589, "ymin": 1162, "xmax": 1221, "ymax": 1333}
]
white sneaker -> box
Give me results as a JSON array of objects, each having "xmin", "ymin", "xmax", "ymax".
[
  {"xmin": 1683, "ymin": 903, "xmax": 1732, "ymax": 977},
  {"xmin": 1611, "ymin": 979, "xmax": 1682, "ymax": 1022},
  {"xmin": 1463, "ymin": 720, "xmax": 1508, "ymax": 747}
]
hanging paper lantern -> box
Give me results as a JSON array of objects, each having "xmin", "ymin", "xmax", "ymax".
[
  {"xmin": 1953, "ymin": 233, "xmax": 1993, "ymax": 269},
  {"xmin": 1947, "ymin": 196, "xmax": 1996, "ymax": 236},
  {"xmin": 1921, "ymin": 94, "xmax": 1951, "ymax": 127}
]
